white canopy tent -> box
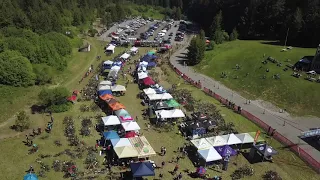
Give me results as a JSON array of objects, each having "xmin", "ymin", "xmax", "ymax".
[
  {"xmin": 206, "ymin": 136, "xmax": 227, "ymax": 147},
  {"xmin": 99, "ymin": 80, "xmax": 112, "ymax": 86},
  {"xmin": 111, "ymin": 85, "xmax": 126, "ymax": 92},
  {"xmin": 121, "ymin": 122, "xmax": 141, "ymax": 131},
  {"xmin": 221, "ymin": 133, "xmax": 242, "ymax": 145},
  {"xmin": 191, "ymin": 138, "xmax": 212, "ymax": 150},
  {"xmin": 103, "ymin": 60, "xmax": 113, "ymax": 65},
  {"xmin": 130, "ymin": 47, "xmax": 139, "ymax": 53},
  {"xmin": 120, "ymin": 53, "xmax": 131, "ymax": 60},
  {"xmin": 101, "ymin": 116, "xmax": 121, "ymax": 126},
  {"xmin": 137, "ymin": 66, "xmax": 147, "ymax": 72},
  {"xmin": 111, "ymin": 66, "xmax": 121, "ymax": 71},
  {"xmin": 138, "ymin": 72, "xmax": 148, "ymax": 80},
  {"xmin": 139, "ymin": 61, "xmax": 148, "ymax": 66},
  {"xmin": 147, "ymin": 93, "xmax": 173, "ymax": 101},
  {"xmin": 111, "ymin": 138, "xmax": 132, "ymax": 148},
  {"xmin": 106, "ymin": 45, "xmax": 115, "ymax": 54},
  {"xmin": 143, "ymin": 88, "xmax": 156, "ymax": 95},
  {"xmin": 155, "ymin": 109, "xmax": 185, "ymax": 119},
  {"xmin": 98, "ymin": 85, "xmax": 111, "ymax": 90},
  {"xmin": 198, "ymin": 147, "xmax": 222, "ymax": 162},
  {"xmin": 108, "ymin": 69, "xmax": 119, "ymax": 79},
  {"xmin": 235, "ymin": 133, "xmax": 255, "ymax": 144}
]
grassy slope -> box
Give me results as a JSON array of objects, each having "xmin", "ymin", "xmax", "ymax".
[
  {"xmin": 130, "ymin": 5, "xmax": 165, "ymax": 20},
  {"xmin": 195, "ymin": 40, "xmax": 318, "ymax": 116},
  {"xmin": 0, "ymin": 46, "xmax": 318, "ymax": 179}
]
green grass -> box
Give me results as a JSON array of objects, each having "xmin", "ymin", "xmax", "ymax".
[
  {"xmin": 0, "ymin": 45, "xmax": 318, "ymax": 180},
  {"xmin": 195, "ymin": 40, "xmax": 318, "ymax": 117}
]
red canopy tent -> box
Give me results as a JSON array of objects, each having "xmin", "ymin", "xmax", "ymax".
[
  {"xmin": 142, "ymin": 77, "xmax": 155, "ymax": 86},
  {"xmin": 67, "ymin": 95, "xmax": 77, "ymax": 102},
  {"xmin": 125, "ymin": 131, "xmax": 137, "ymax": 138}
]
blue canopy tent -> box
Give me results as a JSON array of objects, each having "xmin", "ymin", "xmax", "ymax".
[
  {"xmin": 214, "ymin": 145, "xmax": 237, "ymax": 157},
  {"xmin": 102, "ymin": 131, "xmax": 120, "ymax": 146},
  {"xmin": 148, "ymin": 62, "xmax": 157, "ymax": 67},
  {"xmin": 98, "ymin": 89, "xmax": 112, "ymax": 96},
  {"xmin": 103, "ymin": 131, "xmax": 120, "ymax": 140},
  {"xmin": 130, "ymin": 162, "xmax": 155, "ymax": 177},
  {"xmin": 24, "ymin": 173, "xmax": 38, "ymax": 180},
  {"xmin": 140, "ymin": 55, "xmax": 152, "ymax": 62},
  {"xmin": 112, "ymin": 61, "xmax": 122, "ymax": 67}
]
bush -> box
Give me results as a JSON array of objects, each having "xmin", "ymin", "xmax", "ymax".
[
  {"xmin": 15, "ymin": 111, "xmax": 30, "ymax": 131},
  {"xmin": 47, "ymin": 102, "xmax": 72, "ymax": 113},
  {"xmin": 33, "ymin": 64, "xmax": 54, "ymax": 85},
  {"xmin": 222, "ymin": 31, "xmax": 229, "ymax": 41},
  {"xmin": 38, "ymin": 87, "xmax": 71, "ymax": 113},
  {"xmin": 229, "ymin": 28, "xmax": 239, "ymax": 41}
]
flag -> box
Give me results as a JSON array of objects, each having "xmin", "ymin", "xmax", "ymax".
[{"xmin": 253, "ymin": 130, "xmax": 261, "ymax": 145}]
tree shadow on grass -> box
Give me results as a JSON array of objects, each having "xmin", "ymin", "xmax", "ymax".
[
  {"xmin": 30, "ymin": 105, "xmax": 46, "ymax": 114},
  {"xmin": 260, "ymin": 41, "xmax": 283, "ymax": 46}
]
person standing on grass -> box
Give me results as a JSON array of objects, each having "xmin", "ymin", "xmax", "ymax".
[
  {"xmin": 176, "ymin": 156, "xmax": 180, "ymax": 163},
  {"xmin": 163, "ymin": 147, "xmax": 167, "ymax": 156},
  {"xmin": 160, "ymin": 146, "xmax": 164, "ymax": 156},
  {"xmin": 161, "ymin": 161, "xmax": 165, "ymax": 168},
  {"xmin": 26, "ymin": 135, "xmax": 29, "ymax": 144},
  {"xmin": 176, "ymin": 172, "xmax": 183, "ymax": 180},
  {"xmin": 173, "ymin": 164, "xmax": 179, "ymax": 174}
]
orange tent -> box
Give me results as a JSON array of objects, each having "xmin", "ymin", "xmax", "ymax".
[
  {"xmin": 106, "ymin": 98, "xmax": 118, "ymax": 105},
  {"xmin": 100, "ymin": 94, "xmax": 114, "ymax": 101},
  {"xmin": 206, "ymin": 40, "xmax": 210, "ymax": 44},
  {"xmin": 109, "ymin": 102, "xmax": 126, "ymax": 111}
]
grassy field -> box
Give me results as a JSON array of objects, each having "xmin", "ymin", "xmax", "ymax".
[
  {"xmin": 195, "ymin": 40, "xmax": 319, "ymax": 117},
  {"xmin": 0, "ymin": 42, "xmax": 318, "ymax": 180}
]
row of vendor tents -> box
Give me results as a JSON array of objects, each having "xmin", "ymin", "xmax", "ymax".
[
  {"xmin": 190, "ymin": 133, "xmax": 277, "ymax": 163},
  {"xmin": 136, "ymin": 51, "xmax": 186, "ymax": 119}
]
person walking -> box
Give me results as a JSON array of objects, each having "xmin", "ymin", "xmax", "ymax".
[
  {"xmin": 173, "ymin": 164, "xmax": 179, "ymax": 175},
  {"xmin": 176, "ymin": 156, "xmax": 180, "ymax": 163},
  {"xmin": 26, "ymin": 135, "xmax": 29, "ymax": 144},
  {"xmin": 163, "ymin": 147, "xmax": 167, "ymax": 156},
  {"xmin": 161, "ymin": 161, "xmax": 165, "ymax": 168},
  {"xmin": 160, "ymin": 146, "xmax": 164, "ymax": 156}
]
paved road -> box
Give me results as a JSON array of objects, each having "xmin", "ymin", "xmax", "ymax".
[{"xmin": 170, "ymin": 42, "xmax": 320, "ymax": 163}]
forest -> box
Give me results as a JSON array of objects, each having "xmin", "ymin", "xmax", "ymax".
[
  {"xmin": 132, "ymin": 0, "xmax": 320, "ymax": 47},
  {"xmin": 1, "ymin": 0, "xmax": 320, "ymax": 87}
]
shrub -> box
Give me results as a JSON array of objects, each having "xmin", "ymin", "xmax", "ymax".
[
  {"xmin": 15, "ymin": 111, "xmax": 30, "ymax": 131},
  {"xmin": 38, "ymin": 87, "xmax": 71, "ymax": 113}
]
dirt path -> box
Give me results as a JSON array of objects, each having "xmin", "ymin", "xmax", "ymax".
[{"xmin": 0, "ymin": 39, "xmax": 100, "ymax": 141}]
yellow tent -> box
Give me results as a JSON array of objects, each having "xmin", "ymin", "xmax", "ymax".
[
  {"xmin": 114, "ymin": 146, "xmax": 139, "ymax": 158},
  {"xmin": 129, "ymin": 136, "xmax": 156, "ymax": 158}
]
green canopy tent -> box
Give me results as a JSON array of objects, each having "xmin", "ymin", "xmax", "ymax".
[{"xmin": 165, "ymin": 99, "xmax": 180, "ymax": 108}]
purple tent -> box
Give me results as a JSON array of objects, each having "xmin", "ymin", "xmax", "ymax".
[{"xmin": 214, "ymin": 145, "xmax": 237, "ymax": 157}]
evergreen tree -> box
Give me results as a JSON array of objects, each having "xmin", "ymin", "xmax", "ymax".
[
  {"xmin": 15, "ymin": 111, "xmax": 30, "ymax": 132},
  {"xmin": 229, "ymin": 28, "xmax": 239, "ymax": 41},
  {"xmin": 175, "ymin": 7, "xmax": 182, "ymax": 20}
]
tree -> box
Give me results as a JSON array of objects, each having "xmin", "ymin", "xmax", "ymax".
[
  {"xmin": 199, "ymin": 29, "xmax": 206, "ymax": 40},
  {"xmin": 15, "ymin": 111, "xmax": 30, "ymax": 132},
  {"xmin": 175, "ymin": 7, "xmax": 182, "ymax": 20},
  {"xmin": 33, "ymin": 64, "xmax": 54, "ymax": 85},
  {"xmin": 0, "ymin": 50, "xmax": 35, "ymax": 86},
  {"xmin": 38, "ymin": 87, "xmax": 71, "ymax": 112},
  {"xmin": 210, "ymin": 11, "xmax": 223, "ymax": 39},
  {"xmin": 187, "ymin": 35, "xmax": 206, "ymax": 65},
  {"xmin": 213, "ymin": 30, "xmax": 224, "ymax": 44},
  {"xmin": 229, "ymin": 28, "xmax": 239, "ymax": 41}
]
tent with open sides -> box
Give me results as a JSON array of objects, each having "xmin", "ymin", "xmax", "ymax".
[
  {"xmin": 165, "ymin": 99, "xmax": 180, "ymax": 108},
  {"xmin": 214, "ymin": 145, "xmax": 237, "ymax": 157},
  {"xmin": 138, "ymin": 71, "xmax": 148, "ymax": 80},
  {"xmin": 129, "ymin": 136, "xmax": 156, "ymax": 158},
  {"xmin": 155, "ymin": 109, "xmax": 185, "ymax": 119},
  {"xmin": 111, "ymin": 138, "xmax": 132, "ymax": 147},
  {"xmin": 191, "ymin": 138, "xmax": 212, "ymax": 150},
  {"xmin": 122, "ymin": 121, "xmax": 141, "ymax": 131},
  {"xmin": 24, "ymin": 173, "xmax": 38, "ymax": 180},
  {"xmin": 130, "ymin": 162, "xmax": 155, "ymax": 177},
  {"xmin": 235, "ymin": 133, "xmax": 255, "ymax": 144},
  {"xmin": 147, "ymin": 93, "xmax": 173, "ymax": 101},
  {"xmin": 115, "ymin": 109, "xmax": 133, "ymax": 122},
  {"xmin": 142, "ymin": 77, "xmax": 155, "ymax": 86},
  {"xmin": 98, "ymin": 89, "xmax": 112, "ymax": 96},
  {"xmin": 120, "ymin": 53, "xmax": 131, "ymax": 60},
  {"xmin": 98, "ymin": 85, "xmax": 111, "ymax": 90},
  {"xmin": 101, "ymin": 115, "xmax": 121, "ymax": 126},
  {"xmin": 221, "ymin": 133, "xmax": 242, "ymax": 145},
  {"xmin": 106, "ymin": 45, "xmax": 115, "ymax": 54},
  {"xmin": 130, "ymin": 47, "xmax": 139, "ymax": 54},
  {"xmin": 114, "ymin": 146, "xmax": 139, "ymax": 158},
  {"xmin": 143, "ymin": 88, "xmax": 156, "ymax": 95},
  {"xmin": 107, "ymin": 69, "xmax": 119, "ymax": 79},
  {"xmin": 109, "ymin": 102, "xmax": 126, "ymax": 111},
  {"xmin": 103, "ymin": 60, "xmax": 113, "ymax": 65},
  {"xmin": 206, "ymin": 136, "xmax": 227, "ymax": 147},
  {"xmin": 111, "ymin": 85, "xmax": 126, "ymax": 92},
  {"xmin": 198, "ymin": 147, "xmax": 222, "ymax": 162},
  {"xmin": 99, "ymin": 80, "xmax": 112, "ymax": 86},
  {"xmin": 103, "ymin": 131, "xmax": 119, "ymax": 140}
]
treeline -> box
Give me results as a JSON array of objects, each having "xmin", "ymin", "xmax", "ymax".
[{"xmin": 136, "ymin": 0, "xmax": 320, "ymax": 47}]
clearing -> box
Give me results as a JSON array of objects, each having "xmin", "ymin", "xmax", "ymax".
[{"xmin": 195, "ymin": 40, "xmax": 318, "ymax": 117}]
